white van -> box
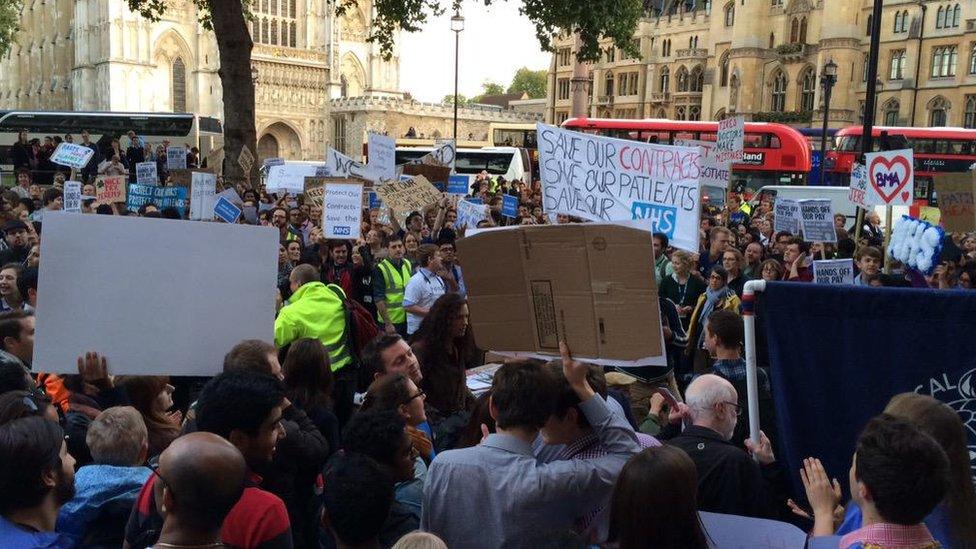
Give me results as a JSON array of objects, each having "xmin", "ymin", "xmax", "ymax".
[
  {"xmin": 395, "ymin": 146, "xmax": 530, "ymax": 186},
  {"xmin": 748, "ymin": 186, "xmax": 907, "ymax": 227}
]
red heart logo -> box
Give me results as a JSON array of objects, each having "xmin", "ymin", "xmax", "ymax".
[
  {"xmin": 868, "ymin": 155, "xmax": 912, "ymax": 204},
  {"xmin": 901, "ymin": 191, "xmax": 910, "ymax": 202}
]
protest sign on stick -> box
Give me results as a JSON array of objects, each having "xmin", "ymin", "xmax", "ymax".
[
  {"xmin": 406, "ymin": 140, "xmax": 456, "ymax": 172},
  {"xmin": 501, "ymin": 195, "xmax": 518, "ymax": 218},
  {"xmin": 51, "ymin": 143, "xmax": 95, "ymax": 169},
  {"xmin": 536, "ymin": 122, "xmax": 702, "ymax": 252},
  {"xmin": 166, "ymin": 146, "xmax": 187, "ymax": 170},
  {"xmin": 863, "ymin": 149, "xmax": 914, "ymax": 206},
  {"xmin": 933, "ymin": 172, "xmax": 976, "ymax": 233},
  {"xmin": 813, "ymin": 259, "xmax": 854, "ymax": 285},
  {"xmin": 323, "ymin": 183, "xmax": 364, "ymax": 240},
  {"xmin": 127, "ymin": 184, "xmax": 187, "ymax": 217},
  {"xmin": 456, "ymin": 199, "xmax": 488, "ymax": 229},
  {"xmin": 35, "ymin": 213, "xmax": 277, "ymax": 376},
  {"xmin": 447, "ymin": 175, "xmax": 469, "ymax": 195},
  {"xmin": 213, "ymin": 196, "xmax": 242, "ymax": 224},
  {"xmin": 715, "ymin": 115, "xmax": 745, "ymax": 164},
  {"xmin": 799, "ymin": 199, "xmax": 837, "ymax": 243},
  {"xmin": 136, "ymin": 161, "xmax": 158, "ymax": 185},
  {"xmin": 848, "ymin": 163, "xmax": 868, "ymax": 207},
  {"xmin": 674, "ymin": 139, "xmax": 730, "ymax": 189},
  {"xmin": 94, "ymin": 175, "xmax": 127, "ymax": 205},
  {"xmin": 238, "ymin": 145, "xmax": 255, "ymax": 174},
  {"xmin": 402, "ymin": 164, "xmax": 451, "ymax": 190},
  {"xmin": 773, "ymin": 198, "xmax": 801, "ymax": 235},
  {"xmin": 63, "ymin": 181, "xmax": 82, "ymax": 213},
  {"xmin": 266, "ymin": 163, "xmax": 322, "ymax": 195},
  {"xmin": 367, "ymin": 133, "xmax": 396, "ymax": 181},
  {"xmin": 325, "ymin": 148, "xmax": 385, "ymax": 183},
  {"xmin": 190, "ymin": 171, "xmax": 217, "ymax": 221},
  {"xmin": 374, "ymin": 175, "xmax": 442, "ymax": 213}
]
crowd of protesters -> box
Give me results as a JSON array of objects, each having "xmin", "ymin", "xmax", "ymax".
[{"xmin": 0, "ymin": 131, "xmax": 974, "ymax": 549}]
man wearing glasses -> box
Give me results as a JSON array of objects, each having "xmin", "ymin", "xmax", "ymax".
[{"xmin": 664, "ymin": 374, "xmax": 782, "ymax": 520}]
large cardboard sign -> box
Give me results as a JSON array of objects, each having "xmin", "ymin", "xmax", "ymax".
[
  {"xmin": 536, "ymin": 123, "xmax": 702, "ymax": 252},
  {"xmin": 34, "ymin": 213, "xmax": 277, "ymax": 376},
  {"xmin": 51, "ymin": 142, "xmax": 95, "ymax": 169},
  {"xmin": 166, "ymin": 146, "xmax": 188, "ymax": 170},
  {"xmin": 94, "ymin": 175, "xmax": 127, "ymax": 205},
  {"xmin": 323, "ymin": 183, "xmax": 364, "ymax": 240},
  {"xmin": 773, "ymin": 198, "xmax": 801, "ymax": 235},
  {"xmin": 374, "ymin": 175, "xmax": 442, "ymax": 213},
  {"xmin": 238, "ymin": 145, "xmax": 255, "ymax": 174},
  {"xmin": 367, "ymin": 133, "xmax": 396, "ymax": 181},
  {"xmin": 136, "ymin": 161, "xmax": 158, "ymax": 185},
  {"xmin": 864, "ymin": 149, "xmax": 914, "ymax": 206},
  {"xmin": 190, "ymin": 171, "xmax": 217, "ymax": 221},
  {"xmin": 813, "ymin": 259, "xmax": 854, "ymax": 285},
  {"xmin": 402, "ymin": 163, "xmax": 451, "ymax": 189},
  {"xmin": 266, "ymin": 163, "xmax": 323, "ymax": 195},
  {"xmin": 799, "ymin": 199, "xmax": 837, "ymax": 243},
  {"xmin": 934, "ymin": 172, "xmax": 976, "ymax": 233},
  {"xmin": 715, "ymin": 115, "xmax": 745, "ymax": 164},
  {"xmin": 456, "ymin": 224, "xmax": 664, "ymax": 365}
]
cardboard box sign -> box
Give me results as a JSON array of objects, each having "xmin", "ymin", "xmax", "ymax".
[
  {"xmin": 456, "ymin": 224, "xmax": 663, "ymax": 364},
  {"xmin": 934, "ymin": 172, "xmax": 976, "ymax": 233},
  {"xmin": 402, "ymin": 163, "xmax": 451, "ymax": 186}
]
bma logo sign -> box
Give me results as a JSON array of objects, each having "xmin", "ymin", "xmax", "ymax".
[{"xmin": 332, "ymin": 226, "xmax": 351, "ymax": 236}]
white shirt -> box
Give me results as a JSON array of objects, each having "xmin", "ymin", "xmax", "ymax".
[{"xmin": 403, "ymin": 267, "xmax": 446, "ymax": 335}]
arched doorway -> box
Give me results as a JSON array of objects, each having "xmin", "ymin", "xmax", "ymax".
[
  {"xmin": 258, "ymin": 122, "xmax": 304, "ymax": 160},
  {"xmin": 258, "ymin": 134, "xmax": 279, "ymax": 161}
]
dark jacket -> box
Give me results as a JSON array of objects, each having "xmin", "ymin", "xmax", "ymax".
[
  {"xmin": 9, "ymin": 141, "xmax": 31, "ymax": 171},
  {"xmin": 667, "ymin": 425, "xmax": 783, "ymax": 519},
  {"xmin": 413, "ymin": 340, "xmax": 478, "ymax": 416}
]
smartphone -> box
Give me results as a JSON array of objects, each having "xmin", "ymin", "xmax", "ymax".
[{"xmin": 656, "ymin": 387, "xmax": 680, "ymax": 409}]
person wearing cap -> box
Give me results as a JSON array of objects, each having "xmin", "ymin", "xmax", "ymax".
[{"xmin": 0, "ymin": 220, "xmax": 31, "ymax": 266}]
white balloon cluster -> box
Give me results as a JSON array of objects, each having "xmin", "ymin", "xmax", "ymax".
[{"xmin": 886, "ymin": 216, "xmax": 944, "ymax": 274}]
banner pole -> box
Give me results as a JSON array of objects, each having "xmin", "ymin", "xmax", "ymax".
[
  {"xmin": 742, "ymin": 279, "xmax": 767, "ymax": 460},
  {"xmin": 883, "ymin": 205, "xmax": 893, "ymax": 273}
]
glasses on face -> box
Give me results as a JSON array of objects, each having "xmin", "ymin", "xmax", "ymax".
[
  {"xmin": 724, "ymin": 402, "xmax": 742, "ymax": 416},
  {"xmin": 148, "ymin": 461, "xmax": 175, "ymax": 498}
]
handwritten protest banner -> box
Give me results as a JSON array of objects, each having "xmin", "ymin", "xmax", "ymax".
[
  {"xmin": 715, "ymin": 115, "xmax": 745, "ymax": 164},
  {"xmin": 51, "ymin": 143, "xmax": 95, "ymax": 169},
  {"xmin": 813, "ymin": 259, "xmax": 854, "ymax": 285},
  {"xmin": 323, "ymin": 183, "xmax": 364, "ymax": 240},
  {"xmin": 190, "ymin": 172, "xmax": 217, "ymax": 221},
  {"xmin": 674, "ymin": 139, "xmax": 730, "ymax": 189},
  {"xmin": 456, "ymin": 199, "xmax": 488, "ymax": 229},
  {"xmin": 536, "ymin": 122, "xmax": 702, "ymax": 252},
  {"xmin": 407, "ymin": 139, "xmax": 457, "ymax": 172},
  {"xmin": 773, "ymin": 198, "xmax": 801, "ymax": 235},
  {"xmin": 303, "ymin": 177, "xmax": 327, "ymax": 206},
  {"xmin": 63, "ymin": 181, "xmax": 82, "ymax": 213},
  {"xmin": 934, "ymin": 172, "xmax": 976, "ymax": 233},
  {"xmin": 136, "ymin": 161, "xmax": 158, "ymax": 185},
  {"xmin": 325, "ymin": 148, "xmax": 385, "ymax": 183},
  {"xmin": 127, "ymin": 184, "xmax": 187, "ymax": 217},
  {"xmin": 166, "ymin": 146, "xmax": 187, "ymax": 170},
  {"xmin": 266, "ymin": 163, "xmax": 323, "ymax": 195},
  {"xmin": 374, "ymin": 175, "xmax": 442, "ymax": 214},
  {"xmin": 94, "ymin": 175, "xmax": 127, "ymax": 205},
  {"xmin": 848, "ymin": 162, "xmax": 868, "ymax": 207},
  {"xmin": 367, "ymin": 133, "xmax": 397, "ymax": 181},
  {"xmin": 213, "ymin": 196, "xmax": 242, "ymax": 224},
  {"xmin": 238, "ymin": 145, "xmax": 255, "ymax": 173},
  {"xmin": 864, "ymin": 149, "xmax": 914, "ymax": 206},
  {"xmin": 799, "ymin": 199, "xmax": 837, "ymax": 243}
]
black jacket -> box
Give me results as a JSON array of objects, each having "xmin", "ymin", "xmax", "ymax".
[{"xmin": 667, "ymin": 425, "xmax": 784, "ymax": 520}]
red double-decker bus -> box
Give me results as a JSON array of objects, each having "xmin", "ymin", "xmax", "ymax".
[
  {"xmin": 560, "ymin": 118, "xmax": 813, "ymax": 194},
  {"xmin": 824, "ymin": 126, "xmax": 976, "ymax": 218}
]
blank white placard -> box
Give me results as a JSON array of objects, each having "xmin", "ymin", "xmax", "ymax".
[{"xmin": 35, "ymin": 212, "xmax": 279, "ymax": 376}]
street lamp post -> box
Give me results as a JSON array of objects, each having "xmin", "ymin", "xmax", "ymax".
[
  {"xmin": 817, "ymin": 59, "xmax": 838, "ymax": 186},
  {"xmin": 451, "ymin": 13, "xmax": 465, "ymax": 142}
]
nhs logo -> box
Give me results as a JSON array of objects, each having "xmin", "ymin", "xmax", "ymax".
[
  {"xmin": 332, "ymin": 226, "xmax": 351, "ymax": 236},
  {"xmin": 631, "ymin": 203, "xmax": 677, "ymax": 238}
]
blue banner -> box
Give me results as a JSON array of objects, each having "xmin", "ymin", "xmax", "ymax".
[
  {"xmin": 501, "ymin": 194, "xmax": 518, "ymax": 218},
  {"xmin": 127, "ymin": 184, "xmax": 188, "ymax": 218},
  {"xmin": 368, "ymin": 192, "xmax": 382, "ymax": 210},
  {"xmin": 759, "ymin": 282, "xmax": 976, "ymax": 498},
  {"xmin": 213, "ymin": 196, "xmax": 241, "ymax": 223},
  {"xmin": 447, "ymin": 175, "xmax": 469, "ymax": 195}
]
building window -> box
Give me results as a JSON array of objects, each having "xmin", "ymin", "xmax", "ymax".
[
  {"xmin": 676, "ymin": 66, "xmax": 689, "ymax": 92},
  {"xmin": 629, "ymin": 73, "xmax": 639, "ymax": 95},
  {"xmin": 771, "ymin": 70, "xmax": 787, "ymax": 112},
  {"xmin": 557, "ymin": 78, "xmax": 570, "ymax": 100},
  {"xmin": 883, "ymin": 99, "xmax": 900, "ymax": 125},
  {"xmin": 720, "ymin": 52, "xmax": 730, "ymax": 87},
  {"xmin": 290, "ymin": 21, "xmax": 296, "ymax": 47},
  {"xmin": 929, "ymin": 97, "xmax": 949, "ymax": 126},
  {"xmin": 690, "ymin": 66, "xmax": 704, "ymax": 92},
  {"xmin": 952, "ymin": 4, "xmax": 961, "ymax": 27},
  {"xmin": 172, "ymin": 57, "xmax": 186, "ymax": 112},
  {"xmin": 662, "ymin": 39, "xmax": 671, "ymax": 57},
  {"xmin": 689, "ymin": 106, "xmax": 701, "ymax": 121},
  {"xmin": 931, "ymin": 46, "xmax": 957, "ymax": 78},
  {"xmin": 893, "ymin": 10, "xmax": 910, "ymax": 33},
  {"xmin": 724, "ymin": 2, "xmax": 734, "ymax": 26},
  {"xmin": 964, "ymin": 95, "xmax": 976, "ymax": 128},
  {"xmin": 555, "ymin": 111, "xmax": 569, "ymax": 124},
  {"xmin": 730, "ymin": 74, "xmax": 739, "ymax": 108},
  {"xmin": 894, "ymin": 10, "xmax": 902, "ymax": 33},
  {"xmin": 936, "ymin": 6, "xmax": 945, "ymax": 29},
  {"xmin": 606, "ymin": 47, "xmax": 616, "ymax": 63},
  {"xmin": 769, "ymin": 33, "xmax": 775, "ymax": 49},
  {"xmin": 866, "ymin": 14, "xmax": 873, "ymax": 36},
  {"xmin": 333, "ymin": 116, "xmax": 346, "ymax": 153},
  {"xmin": 604, "ymin": 72, "xmax": 614, "ymax": 96},
  {"xmin": 557, "ymin": 48, "xmax": 571, "ymax": 66},
  {"xmin": 862, "ymin": 53, "xmax": 869, "ymax": 82},
  {"xmin": 800, "ymin": 67, "xmax": 815, "ymax": 111},
  {"xmin": 676, "ymin": 106, "xmax": 687, "ymax": 120},
  {"xmin": 799, "ymin": 17, "xmax": 807, "ymax": 43},
  {"xmin": 261, "ymin": 18, "xmax": 269, "ymax": 43},
  {"xmin": 889, "ymin": 50, "xmax": 906, "ymax": 80},
  {"xmin": 790, "ymin": 18, "xmax": 799, "ymax": 43},
  {"xmin": 617, "ymin": 73, "xmax": 628, "ymax": 96},
  {"xmin": 970, "ymin": 44, "xmax": 976, "ymax": 75},
  {"xmin": 660, "ymin": 67, "xmax": 670, "ymax": 92},
  {"xmin": 254, "ymin": 0, "xmax": 297, "ymax": 46}
]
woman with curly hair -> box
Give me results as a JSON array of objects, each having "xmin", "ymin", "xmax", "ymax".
[{"xmin": 409, "ymin": 293, "xmax": 482, "ymax": 417}]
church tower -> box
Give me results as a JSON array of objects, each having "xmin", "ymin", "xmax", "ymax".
[{"xmin": 816, "ymin": 0, "xmax": 862, "ymax": 126}]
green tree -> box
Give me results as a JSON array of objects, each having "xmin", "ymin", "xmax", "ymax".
[
  {"xmin": 507, "ymin": 67, "xmax": 548, "ymax": 98},
  {"xmin": 335, "ymin": 0, "xmax": 642, "ymax": 62},
  {"xmin": 442, "ymin": 94, "xmax": 470, "ymax": 105},
  {"xmin": 481, "ymin": 81, "xmax": 505, "ymax": 96},
  {"xmin": 0, "ymin": 1, "xmax": 22, "ymax": 60}
]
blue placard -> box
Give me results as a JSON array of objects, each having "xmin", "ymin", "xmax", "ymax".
[
  {"xmin": 127, "ymin": 184, "xmax": 187, "ymax": 218},
  {"xmin": 447, "ymin": 175, "xmax": 469, "ymax": 195},
  {"xmin": 501, "ymin": 194, "xmax": 518, "ymax": 218},
  {"xmin": 368, "ymin": 192, "xmax": 382, "ymax": 210},
  {"xmin": 466, "ymin": 197, "xmax": 482, "ymax": 205},
  {"xmin": 213, "ymin": 196, "xmax": 242, "ymax": 223}
]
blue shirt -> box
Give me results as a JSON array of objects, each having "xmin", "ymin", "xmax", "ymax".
[{"xmin": 0, "ymin": 515, "xmax": 74, "ymax": 548}]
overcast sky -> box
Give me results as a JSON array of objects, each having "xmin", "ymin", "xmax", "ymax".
[{"xmin": 398, "ymin": 0, "xmax": 551, "ymax": 103}]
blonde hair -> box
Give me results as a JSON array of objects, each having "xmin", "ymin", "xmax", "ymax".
[
  {"xmin": 86, "ymin": 406, "xmax": 148, "ymax": 466},
  {"xmin": 391, "ymin": 532, "xmax": 448, "ymax": 549}
]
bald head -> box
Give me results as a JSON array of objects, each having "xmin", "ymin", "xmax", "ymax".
[
  {"xmin": 289, "ymin": 263, "xmax": 318, "ymax": 288},
  {"xmin": 685, "ymin": 374, "xmax": 738, "ymax": 440},
  {"xmin": 158, "ymin": 432, "xmax": 246, "ymax": 532}
]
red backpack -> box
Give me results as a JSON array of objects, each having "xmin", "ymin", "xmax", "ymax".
[{"xmin": 326, "ymin": 284, "xmax": 380, "ymax": 365}]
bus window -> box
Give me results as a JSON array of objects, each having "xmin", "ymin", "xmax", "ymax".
[
  {"xmin": 743, "ymin": 133, "xmax": 779, "ymax": 149},
  {"xmin": 455, "ymin": 152, "xmax": 515, "ymax": 175},
  {"xmin": 837, "ymin": 136, "xmax": 859, "ymax": 151},
  {"xmin": 698, "ymin": 132, "xmax": 718, "ymax": 142},
  {"xmin": 673, "ymin": 131, "xmax": 695, "ymax": 142},
  {"xmin": 914, "ymin": 177, "xmax": 931, "ymax": 202}
]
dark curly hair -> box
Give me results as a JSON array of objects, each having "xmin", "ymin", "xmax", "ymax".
[
  {"xmin": 341, "ymin": 409, "xmax": 407, "ymax": 468},
  {"xmin": 409, "ymin": 293, "xmax": 476, "ymax": 359},
  {"xmin": 196, "ymin": 370, "xmax": 285, "ymax": 440}
]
